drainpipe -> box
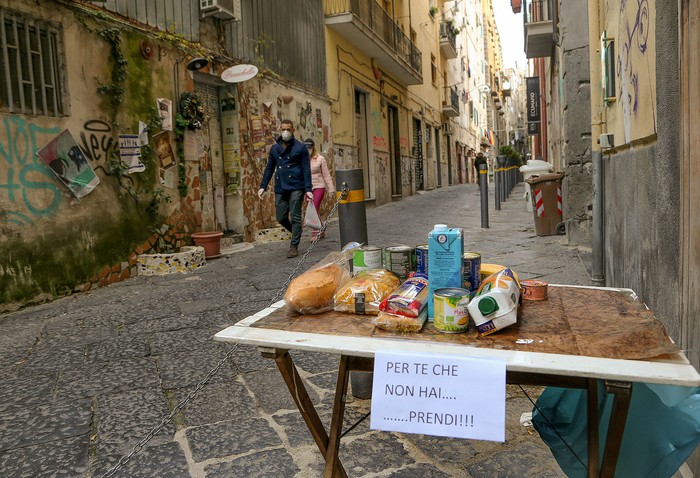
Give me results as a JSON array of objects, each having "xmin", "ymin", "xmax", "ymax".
[{"xmin": 588, "ymin": 0, "xmax": 605, "ymax": 286}]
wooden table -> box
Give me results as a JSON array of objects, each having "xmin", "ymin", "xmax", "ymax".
[{"xmin": 214, "ymin": 285, "xmax": 700, "ymax": 477}]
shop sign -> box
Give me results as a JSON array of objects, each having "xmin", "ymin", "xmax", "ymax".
[
  {"xmin": 221, "ymin": 64, "xmax": 259, "ymax": 83},
  {"xmin": 370, "ymin": 350, "xmax": 506, "ymax": 441},
  {"xmin": 526, "ymin": 76, "xmax": 541, "ymax": 122}
]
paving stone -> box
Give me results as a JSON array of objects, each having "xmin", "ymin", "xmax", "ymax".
[
  {"xmin": 339, "ymin": 432, "xmax": 415, "ymax": 475},
  {"xmin": 1, "ymin": 397, "xmax": 92, "ymax": 451},
  {"xmin": 174, "ymin": 380, "xmax": 255, "ymax": 427},
  {"xmin": 465, "ymin": 440, "xmax": 567, "ymax": 477},
  {"xmin": 203, "ymin": 448, "xmax": 299, "ymax": 477},
  {"xmin": 86, "ymin": 335, "xmax": 150, "ymax": 363},
  {"xmin": 0, "ymin": 372, "xmax": 57, "ymax": 415},
  {"xmin": 54, "ymin": 357, "xmax": 160, "ymax": 399},
  {"xmin": 158, "ymin": 348, "xmax": 239, "ymax": 390},
  {"xmin": 93, "ymin": 441, "xmax": 189, "ymax": 478},
  {"xmin": 386, "ymin": 463, "xmax": 456, "ymax": 477},
  {"xmin": 97, "ymin": 388, "xmax": 174, "ymax": 457},
  {"xmin": 185, "ymin": 417, "xmax": 282, "ymax": 462},
  {"xmin": 291, "ymin": 350, "xmax": 341, "ymax": 375},
  {"xmin": 243, "ymin": 366, "xmax": 320, "ymax": 415},
  {"xmin": 119, "ymin": 314, "xmax": 199, "ymax": 336},
  {"xmin": 148, "ymin": 327, "xmax": 217, "ymax": 356},
  {"xmin": 229, "ymin": 345, "xmax": 277, "ymax": 374},
  {"xmin": 0, "ymin": 435, "xmax": 89, "ymax": 477},
  {"xmin": 21, "ymin": 343, "xmax": 87, "ymax": 372}
]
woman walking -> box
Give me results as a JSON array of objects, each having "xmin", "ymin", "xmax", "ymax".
[{"xmin": 304, "ymin": 138, "xmax": 335, "ymax": 240}]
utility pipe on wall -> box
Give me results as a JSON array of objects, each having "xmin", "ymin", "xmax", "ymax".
[{"xmin": 588, "ymin": 0, "xmax": 605, "ymax": 286}]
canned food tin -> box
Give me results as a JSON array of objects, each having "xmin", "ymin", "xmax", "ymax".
[
  {"xmin": 433, "ymin": 288, "xmax": 471, "ymax": 333},
  {"xmin": 383, "ymin": 245, "xmax": 414, "ymax": 282},
  {"xmin": 463, "ymin": 252, "xmax": 482, "ymax": 295},
  {"xmin": 521, "ymin": 279, "xmax": 549, "ymax": 301},
  {"xmin": 352, "ymin": 246, "xmax": 383, "ymax": 274},
  {"xmin": 415, "ymin": 244, "xmax": 429, "ymax": 275}
]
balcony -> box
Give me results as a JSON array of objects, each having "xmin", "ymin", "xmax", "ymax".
[
  {"xmin": 523, "ymin": 0, "xmax": 554, "ymax": 58},
  {"xmin": 439, "ymin": 22, "xmax": 458, "ymax": 59},
  {"xmin": 325, "ymin": 0, "xmax": 422, "ymax": 85},
  {"xmin": 442, "ymin": 86, "xmax": 459, "ymax": 117}
]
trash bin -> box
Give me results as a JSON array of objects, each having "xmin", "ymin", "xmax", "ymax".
[
  {"xmin": 526, "ymin": 172, "xmax": 565, "ymax": 236},
  {"xmin": 520, "ymin": 159, "xmax": 553, "ymax": 212}
]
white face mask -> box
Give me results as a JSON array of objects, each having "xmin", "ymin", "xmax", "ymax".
[{"xmin": 281, "ymin": 131, "xmax": 292, "ymax": 142}]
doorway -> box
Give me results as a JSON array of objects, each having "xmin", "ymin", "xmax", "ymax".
[
  {"xmin": 435, "ymin": 126, "xmax": 442, "ymax": 187},
  {"xmin": 388, "ymin": 105, "xmax": 401, "ymax": 196},
  {"xmin": 354, "ymin": 89, "xmax": 373, "ymax": 199},
  {"xmin": 412, "ymin": 117, "xmax": 423, "ymax": 190}
]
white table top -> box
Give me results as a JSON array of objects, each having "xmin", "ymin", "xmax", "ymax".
[{"xmin": 214, "ymin": 285, "xmax": 700, "ymax": 387}]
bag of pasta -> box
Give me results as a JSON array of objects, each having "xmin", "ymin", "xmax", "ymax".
[{"xmin": 333, "ymin": 269, "xmax": 401, "ymax": 315}]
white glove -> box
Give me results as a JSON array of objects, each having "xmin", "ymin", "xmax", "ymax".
[
  {"xmin": 257, "ymin": 188, "xmax": 265, "ymax": 199},
  {"xmin": 306, "ymin": 192, "xmax": 313, "ymax": 201}
]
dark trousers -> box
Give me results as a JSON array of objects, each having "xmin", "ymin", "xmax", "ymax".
[{"xmin": 275, "ymin": 189, "xmax": 304, "ymax": 247}]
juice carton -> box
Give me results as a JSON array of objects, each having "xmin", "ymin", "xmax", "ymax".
[{"xmin": 427, "ymin": 224, "xmax": 464, "ymax": 319}]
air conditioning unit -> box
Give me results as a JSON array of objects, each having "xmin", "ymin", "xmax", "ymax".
[{"xmin": 200, "ymin": 0, "xmax": 241, "ymax": 21}]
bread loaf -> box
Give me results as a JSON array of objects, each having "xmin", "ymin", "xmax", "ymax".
[{"xmin": 284, "ymin": 263, "xmax": 344, "ymax": 314}]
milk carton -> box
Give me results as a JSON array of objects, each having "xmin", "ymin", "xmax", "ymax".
[
  {"xmin": 468, "ymin": 268, "xmax": 520, "ymax": 335},
  {"xmin": 427, "ymin": 224, "xmax": 464, "ymax": 319}
]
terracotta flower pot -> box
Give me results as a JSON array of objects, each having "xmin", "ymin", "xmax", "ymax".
[{"xmin": 191, "ymin": 231, "xmax": 224, "ymax": 259}]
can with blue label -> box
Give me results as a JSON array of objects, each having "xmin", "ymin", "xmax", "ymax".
[
  {"xmin": 415, "ymin": 244, "xmax": 429, "ymax": 274},
  {"xmin": 463, "ymin": 252, "xmax": 482, "ymax": 295}
]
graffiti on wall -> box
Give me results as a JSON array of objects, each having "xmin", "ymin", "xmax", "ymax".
[
  {"xmin": 0, "ymin": 117, "xmax": 62, "ymax": 225},
  {"xmin": 617, "ymin": 0, "xmax": 656, "ymax": 142}
]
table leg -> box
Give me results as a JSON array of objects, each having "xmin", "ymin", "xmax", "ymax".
[
  {"xmin": 587, "ymin": 379, "xmax": 600, "ymax": 478},
  {"xmin": 323, "ymin": 355, "xmax": 351, "ymax": 478},
  {"xmin": 261, "ymin": 348, "xmax": 348, "ymax": 478},
  {"xmin": 600, "ymin": 381, "xmax": 632, "ymax": 477}
]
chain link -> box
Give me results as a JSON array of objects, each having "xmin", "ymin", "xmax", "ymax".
[{"xmin": 101, "ymin": 184, "xmax": 348, "ymax": 477}]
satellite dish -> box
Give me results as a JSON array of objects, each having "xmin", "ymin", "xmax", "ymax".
[{"xmin": 221, "ymin": 64, "xmax": 259, "ymax": 83}]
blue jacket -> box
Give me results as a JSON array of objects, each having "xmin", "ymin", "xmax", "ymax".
[{"xmin": 260, "ymin": 136, "xmax": 312, "ymax": 194}]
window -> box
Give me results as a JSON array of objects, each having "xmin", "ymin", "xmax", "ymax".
[
  {"xmin": 0, "ymin": 8, "xmax": 65, "ymax": 116},
  {"xmin": 601, "ymin": 32, "xmax": 616, "ymax": 106},
  {"xmin": 431, "ymin": 54, "xmax": 437, "ymax": 86}
]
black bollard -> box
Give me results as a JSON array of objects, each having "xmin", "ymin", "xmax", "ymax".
[
  {"xmin": 496, "ymin": 156, "xmax": 507, "ymax": 203},
  {"xmin": 335, "ymin": 169, "xmax": 373, "ymax": 399},
  {"xmin": 479, "ymin": 164, "xmax": 489, "ymax": 228},
  {"xmin": 494, "ymin": 162, "xmax": 501, "ymax": 211}
]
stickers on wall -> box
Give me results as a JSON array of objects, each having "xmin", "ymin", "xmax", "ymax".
[{"xmin": 36, "ymin": 130, "xmax": 101, "ymax": 199}]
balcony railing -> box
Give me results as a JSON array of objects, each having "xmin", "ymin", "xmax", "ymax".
[
  {"xmin": 523, "ymin": 0, "xmax": 554, "ymax": 58},
  {"xmin": 439, "ymin": 22, "xmax": 458, "ymax": 59},
  {"xmin": 442, "ymin": 85, "xmax": 459, "ymax": 117},
  {"xmin": 325, "ymin": 0, "xmax": 422, "ymax": 84}
]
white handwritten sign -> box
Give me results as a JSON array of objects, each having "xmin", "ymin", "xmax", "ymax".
[{"xmin": 370, "ymin": 351, "xmax": 506, "ymax": 441}]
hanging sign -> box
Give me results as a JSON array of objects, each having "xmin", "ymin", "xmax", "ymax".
[
  {"xmin": 526, "ymin": 76, "xmax": 541, "ymax": 122},
  {"xmin": 221, "ymin": 64, "xmax": 259, "ymax": 83}
]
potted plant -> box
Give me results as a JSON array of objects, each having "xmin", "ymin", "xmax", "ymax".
[
  {"xmin": 429, "ymin": 6, "xmax": 438, "ymax": 17},
  {"xmin": 191, "ymin": 231, "xmax": 224, "ymax": 259}
]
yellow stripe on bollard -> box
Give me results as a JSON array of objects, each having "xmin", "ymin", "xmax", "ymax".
[
  {"xmin": 337, "ymin": 189, "xmax": 365, "ymax": 203},
  {"xmin": 479, "ymin": 169, "xmax": 488, "ymax": 174}
]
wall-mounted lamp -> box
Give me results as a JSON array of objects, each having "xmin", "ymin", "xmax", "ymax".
[{"xmin": 187, "ymin": 57, "xmax": 209, "ymax": 71}]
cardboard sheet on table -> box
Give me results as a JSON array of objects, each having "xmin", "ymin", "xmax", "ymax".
[{"xmin": 252, "ymin": 286, "xmax": 678, "ymax": 360}]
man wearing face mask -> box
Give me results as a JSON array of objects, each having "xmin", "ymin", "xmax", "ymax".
[{"xmin": 258, "ymin": 119, "xmax": 313, "ymax": 258}]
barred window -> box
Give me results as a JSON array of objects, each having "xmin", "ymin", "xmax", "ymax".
[{"xmin": 0, "ymin": 8, "xmax": 65, "ymax": 116}]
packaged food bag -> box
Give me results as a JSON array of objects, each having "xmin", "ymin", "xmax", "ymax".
[
  {"xmin": 373, "ymin": 307, "xmax": 428, "ymax": 333},
  {"xmin": 284, "ymin": 248, "xmax": 356, "ymax": 314},
  {"xmin": 334, "ymin": 269, "xmax": 400, "ymax": 315},
  {"xmin": 379, "ymin": 273, "xmax": 429, "ymax": 318}
]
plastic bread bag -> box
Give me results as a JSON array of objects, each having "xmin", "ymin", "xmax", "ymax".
[
  {"xmin": 333, "ymin": 269, "xmax": 401, "ymax": 315},
  {"xmin": 373, "ymin": 307, "xmax": 428, "ymax": 333},
  {"xmin": 283, "ymin": 244, "xmax": 359, "ymax": 314},
  {"xmin": 379, "ymin": 273, "xmax": 429, "ymax": 317}
]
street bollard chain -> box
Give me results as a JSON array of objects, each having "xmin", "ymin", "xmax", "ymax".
[
  {"xmin": 101, "ymin": 343, "xmax": 239, "ymax": 478},
  {"xmin": 101, "ymin": 184, "xmax": 348, "ymax": 477}
]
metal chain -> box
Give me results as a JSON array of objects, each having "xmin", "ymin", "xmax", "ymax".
[
  {"xmin": 101, "ymin": 343, "xmax": 240, "ymax": 477},
  {"xmin": 101, "ymin": 184, "xmax": 348, "ymax": 477}
]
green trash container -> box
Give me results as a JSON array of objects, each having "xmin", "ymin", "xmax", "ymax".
[{"xmin": 525, "ymin": 172, "xmax": 565, "ymax": 236}]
